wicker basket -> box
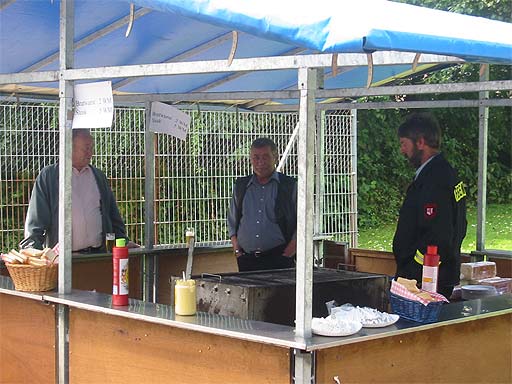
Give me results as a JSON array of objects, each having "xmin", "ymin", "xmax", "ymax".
[
  {"xmin": 6, "ymin": 263, "xmax": 58, "ymax": 292},
  {"xmin": 390, "ymin": 292, "xmax": 444, "ymax": 323}
]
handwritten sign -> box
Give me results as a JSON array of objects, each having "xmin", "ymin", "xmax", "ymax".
[
  {"xmin": 72, "ymin": 81, "xmax": 114, "ymax": 129},
  {"xmin": 149, "ymin": 101, "xmax": 190, "ymax": 140}
]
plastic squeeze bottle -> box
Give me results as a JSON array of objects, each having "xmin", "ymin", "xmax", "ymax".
[
  {"xmin": 112, "ymin": 238, "xmax": 129, "ymax": 306},
  {"xmin": 422, "ymin": 245, "xmax": 440, "ymax": 293},
  {"xmin": 175, "ymin": 277, "xmax": 196, "ymax": 316}
]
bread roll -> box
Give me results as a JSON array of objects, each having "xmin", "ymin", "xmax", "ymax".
[
  {"xmin": 1, "ymin": 253, "xmax": 16, "ymax": 263},
  {"xmin": 21, "ymin": 248, "xmax": 44, "ymax": 258},
  {"xmin": 42, "ymin": 248, "xmax": 58, "ymax": 263},
  {"xmin": 8, "ymin": 250, "xmax": 26, "ymax": 263},
  {"xmin": 27, "ymin": 256, "xmax": 47, "ymax": 266},
  {"xmin": 397, "ymin": 277, "xmax": 420, "ymax": 293}
]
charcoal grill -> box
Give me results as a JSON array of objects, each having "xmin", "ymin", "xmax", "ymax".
[{"xmin": 172, "ymin": 268, "xmax": 389, "ymax": 326}]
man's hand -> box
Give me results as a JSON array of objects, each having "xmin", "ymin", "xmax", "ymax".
[
  {"xmin": 282, "ymin": 239, "xmax": 297, "ymax": 257},
  {"xmin": 127, "ymin": 241, "xmax": 140, "ymax": 249},
  {"xmin": 231, "ymin": 235, "xmax": 242, "ymax": 257}
]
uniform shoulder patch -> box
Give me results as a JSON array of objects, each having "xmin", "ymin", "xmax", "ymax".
[
  {"xmin": 424, "ymin": 203, "xmax": 437, "ymax": 219},
  {"xmin": 454, "ymin": 181, "xmax": 466, "ymax": 202}
]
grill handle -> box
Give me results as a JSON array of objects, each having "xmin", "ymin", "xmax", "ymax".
[{"xmin": 200, "ymin": 273, "xmax": 222, "ymax": 282}]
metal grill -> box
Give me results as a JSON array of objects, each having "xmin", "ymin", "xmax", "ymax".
[{"xmin": 0, "ymin": 102, "xmax": 356, "ymax": 250}]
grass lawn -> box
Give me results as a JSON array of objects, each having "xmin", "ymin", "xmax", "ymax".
[{"xmin": 357, "ymin": 203, "xmax": 512, "ymax": 253}]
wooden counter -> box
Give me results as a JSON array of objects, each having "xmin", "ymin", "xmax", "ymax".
[
  {"xmin": 0, "ymin": 293, "xmax": 56, "ymax": 384},
  {"xmin": 315, "ymin": 313, "xmax": 511, "ymax": 383},
  {"xmin": 68, "ymin": 308, "xmax": 289, "ymax": 383}
]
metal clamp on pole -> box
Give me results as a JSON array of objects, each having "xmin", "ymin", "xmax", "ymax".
[
  {"xmin": 313, "ymin": 234, "xmax": 332, "ymax": 267},
  {"xmin": 312, "ymin": 234, "xmax": 332, "ymax": 242},
  {"xmin": 290, "ymin": 348, "xmax": 316, "ymax": 383}
]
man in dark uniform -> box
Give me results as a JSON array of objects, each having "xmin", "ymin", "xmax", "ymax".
[
  {"xmin": 227, "ymin": 137, "xmax": 297, "ymax": 272},
  {"xmin": 393, "ymin": 112, "xmax": 467, "ymax": 299}
]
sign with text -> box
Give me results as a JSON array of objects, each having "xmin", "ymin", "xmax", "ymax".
[
  {"xmin": 72, "ymin": 81, "xmax": 114, "ymax": 129},
  {"xmin": 149, "ymin": 101, "xmax": 190, "ymax": 140}
]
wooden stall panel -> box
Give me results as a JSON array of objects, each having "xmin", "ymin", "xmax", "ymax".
[
  {"xmin": 72, "ymin": 256, "xmax": 141, "ymax": 299},
  {"xmin": 350, "ymin": 249, "xmax": 396, "ymax": 276},
  {"xmin": 316, "ymin": 314, "xmax": 512, "ymax": 384},
  {"xmin": 69, "ymin": 308, "xmax": 289, "ymax": 384},
  {"xmin": 0, "ymin": 294, "xmax": 56, "ymax": 384}
]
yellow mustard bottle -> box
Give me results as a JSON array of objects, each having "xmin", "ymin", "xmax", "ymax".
[{"xmin": 175, "ymin": 279, "xmax": 196, "ymax": 316}]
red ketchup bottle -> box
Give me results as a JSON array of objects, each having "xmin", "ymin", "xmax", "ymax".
[
  {"xmin": 112, "ymin": 238, "xmax": 129, "ymax": 306},
  {"xmin": 422, "ymin": 245, "xmax": 440, "ymax": 293}
]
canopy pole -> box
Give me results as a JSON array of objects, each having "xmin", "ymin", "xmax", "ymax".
[
  {"xmin": 57, "ymin": 2, "xmax": 74, "ymax": 383},
  {"xmin": 144, "ymin": 101, "xmax": 157, "ymax": 302},
  {"xmin": 294, "ymin": 67, "xmax": 317, "ymax": 383},
  {"xmin": 476, "ymin": 64, "xmax": 489, "ymax": 251}
]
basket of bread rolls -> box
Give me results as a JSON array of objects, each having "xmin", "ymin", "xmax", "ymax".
[
  {"xmin": 389, "ymin": 277, "xmax": 449, "ymax": 324},
  {"xmin": 1, "ymin": 248, "xmax": 58, "ymax": 291}
]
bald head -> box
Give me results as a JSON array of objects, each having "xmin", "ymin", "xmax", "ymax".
[{"xmin": 72, "ymin": 129, "xmax": 94, "ymax": 170}]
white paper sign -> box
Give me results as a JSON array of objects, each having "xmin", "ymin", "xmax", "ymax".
[
  {"xmin": 72, "ymin": 81, "xmax": 114, "ymax": 129},
  {"xmin": 149, "ymin": 101, "xmax": 191, "ymax": 140}
]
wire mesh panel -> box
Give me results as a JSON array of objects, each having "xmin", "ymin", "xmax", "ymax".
[
  {"xmin": 0, "ymin": 103, "xmax": 59, "ymax": 250},
  {"xmin": 322, "ymin": 110, "xmax": 358, "ymax": 247},
  {"xmin": 92, "ymin": 107, "xmax": 146, "ymax": 245},
  {"xmin": 154, "ymin": 110, "xmax": 299, "ymax": 247},
  {"xmin": 0, "ymin": 102, "xmax": 356, "ymax": 250}
]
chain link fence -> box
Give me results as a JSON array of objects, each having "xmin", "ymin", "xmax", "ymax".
[{"xmin": 0, "ymin": 102, "xmax": 356, "ymax": 250}]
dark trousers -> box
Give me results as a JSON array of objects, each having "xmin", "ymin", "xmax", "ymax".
[
  {"xmin": 438, "ymin": 285, "xmax": 454, "ymax": 300},
  {"xmin": 236, "ymin": 244, "xmax": 294, "ymax": 272}
]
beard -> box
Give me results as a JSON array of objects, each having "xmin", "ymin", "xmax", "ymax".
[{"xmin": 407, "ymin": 146, "xmax": 423, "ymax": 169}]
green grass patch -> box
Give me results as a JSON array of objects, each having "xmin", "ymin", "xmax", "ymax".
[{"xmin": 357, "ymin": 203, "xmax": 512, "ymax": 253}]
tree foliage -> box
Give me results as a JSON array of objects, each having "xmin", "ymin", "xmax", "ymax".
[{"xmin": 357, "ymin": 0, "xmax": 512, "ymax": 229}]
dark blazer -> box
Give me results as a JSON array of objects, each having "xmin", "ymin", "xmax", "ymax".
[{"xmin": 393, "ymin": 153, "xmax": 467, "ymax": 289}]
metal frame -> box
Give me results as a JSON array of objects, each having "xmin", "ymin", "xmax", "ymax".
[
  {"xmin": 477, "ymin": 65, "xmax": 490, "ymax": 252},
  {"xmin": 57, "ymin": 2, "xmax": 73, "ymax": 383},
  {"xmin": 1, "ymin": 2, "xmax": 511, "ymax": 383}
]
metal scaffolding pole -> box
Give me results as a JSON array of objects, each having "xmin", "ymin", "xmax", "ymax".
[
  {"xmin": 477, "ymin": 65, "xmax": 490, "ymax": 251},
  {"xmin": 294, "ymin": 67, "xmax": 318, "ymax": 383},
  {"xmin": 144, "ymin": 101, "xmax": 157, "ymax": 302},
  {"xmin": 57, "ymin": 2, "xmax": 74, "ymax": 383}
]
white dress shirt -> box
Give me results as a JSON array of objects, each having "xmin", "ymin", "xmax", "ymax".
[{"xmin": 71, "ymin": 166, "xmax": 103, "ymax": 251}]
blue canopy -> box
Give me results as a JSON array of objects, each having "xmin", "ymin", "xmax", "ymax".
[
  {"xmin": 0, "ymin": 0, "xmax": 510, "ymax": 102},
  {"xmin": 131, "ymin": 0, "xmax": 512, "ymax": 62}
]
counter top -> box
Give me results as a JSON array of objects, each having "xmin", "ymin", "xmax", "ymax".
[{"xmin": 1, "ymin": 275, "xmax": 511, "ymax": 351}]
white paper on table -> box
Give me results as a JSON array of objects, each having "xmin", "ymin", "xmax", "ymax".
[
  {"xmin": 72, "ymin": 81, "xmax": 114, "ymax": 129},
  {"xmin": 149, "ymin": 101, "xmax": 191, "ymax": 140}
]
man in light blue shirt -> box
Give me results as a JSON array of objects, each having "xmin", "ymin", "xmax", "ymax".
[{"xmin": 227, "ymin": 138, "xmax": 297, "ymax": 271}]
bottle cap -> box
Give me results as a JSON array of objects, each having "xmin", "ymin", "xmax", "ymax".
[
  {"xmin": 115, "ymin": 238, "xmax": 126, "ymax": 247},
  {"xmin": 427, "ymin": 245, "xmax": 438, "ymax": 255}
]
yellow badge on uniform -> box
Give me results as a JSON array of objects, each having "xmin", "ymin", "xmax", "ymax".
[{"xmin": 454, "ymin": 182, "xmax": 466, "ymax": 202}]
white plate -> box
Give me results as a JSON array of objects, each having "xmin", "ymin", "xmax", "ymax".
[
  {"xmin": 311, "ymin": 317, "xmax": 362, "ymax": 337},
  {"xmin": 362, "ymin": 313, "xmax": 400, "ymax": 328}
]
